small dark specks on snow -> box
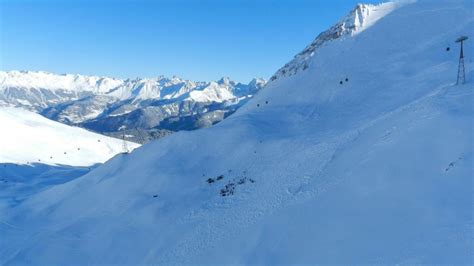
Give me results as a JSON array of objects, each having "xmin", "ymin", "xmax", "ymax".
[
  {"xmin": 340, "ymin": 81, "xmax": 343, "ymax": 85},
  {"xmin": 64, "ymin": 152, "xmax": 67, "ymax": 155},
  {"xmin": 216, "ymin": 175, "xmax": 224, "ymax": 180},
  {"xmin": 78, "ymin": 148, "xmax": 80, "ymax": 150},
  {"xmin": 153, "ymin": 195, "xmax": 158, "ymax": 198},
  {"xmin": 220, "ymin": 182, "xmax": 236, "ymax": 196},
  {"xmin": 257, "ymin": 104, "xmax": 260, "ymax": 107},
  {"xmin": 220, "ymin": 177, "xmax": 256, "ymax": 197},
  {"xmin": 446, "ymin": 47, "xmax": 450, "ymax": 51},
  {"xmin": 345, "ymin": 78, "xmax": 349, "ymax": 82},
  {"xmin": 207, "ymin": 178, "xmax": 215, "ymax": 184},
  {"xmin": 265, "ymin": 101, "xmax": 268, "ymax": 104},
  {"xmin": 445, "ymin": 157, "xmax": 463, "ymax": 172},
  {"xmin": 445, "ymin": 162, "xmax": 455, "ymax": 172}
]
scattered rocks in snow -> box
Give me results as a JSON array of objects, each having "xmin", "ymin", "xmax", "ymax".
[
  {"xmin": 220, "ymin": 182, "xmax": 236, "ymax": 196},
  {"xmin": 220, "ymin": 177, "xmax": 255, "ymax": 197},
  {"xmin": 446, "ymin": 47, "xmax": 450, "ymax": 51},
  {"xmin": 207, "ymin": 174, "xmax": 225, "ymax": 184},
  {"xmin": 153, "ymin": 194, "xmax": 158, "ymax": 198}
]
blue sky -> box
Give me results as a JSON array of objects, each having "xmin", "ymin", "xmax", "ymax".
[{"xmin": 0, "ymin": 0, "xmax": 380, "ymax": 82}]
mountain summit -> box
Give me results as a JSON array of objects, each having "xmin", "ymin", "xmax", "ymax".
[{"xmin": 272, "ymin": 1, "xmax": 410, "ymax": 80}]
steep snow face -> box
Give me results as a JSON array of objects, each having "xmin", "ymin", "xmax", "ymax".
[
  {"xmin": 272, "ymin": 0, "xmax": 413, "ymax": 80},
  {"xmin": 0, "ymin": 107, "xmax": 139, "ymax": 166},
  {"xmin": 1, "ymin": 0, "xmax": 473, "ymax": 264}
]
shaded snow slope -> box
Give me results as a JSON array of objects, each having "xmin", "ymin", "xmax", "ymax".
[
  {"xmin": 1, "ymin": 0, "xmax": 473, "ymax": 264},
  {"xmin": 0, "ymin": 107, "xmax": 139, "ymax": 166}
]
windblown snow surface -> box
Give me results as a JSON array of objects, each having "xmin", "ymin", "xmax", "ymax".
[{"xmin": 1, "ymin": 0, "xmax": 473, "ymax": 264}]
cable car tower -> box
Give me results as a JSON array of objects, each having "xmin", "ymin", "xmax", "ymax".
[
  {"xmin": 122, "ymin": 133, "xmax": 129, "ymax": 154},
  {"xmin": 456, "ymin": 36, "xmax": 468, "ymax": 85}
]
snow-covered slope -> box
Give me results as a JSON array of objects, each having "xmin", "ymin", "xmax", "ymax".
[
  {"xmin": 1, "ymin": 0, "xmax": 472, "ymax": 264},
  {"xmin": 0, "ymin": 107, "xmax": 139, "ymax": 167}
]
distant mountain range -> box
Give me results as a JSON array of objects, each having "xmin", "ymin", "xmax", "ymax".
[{"xmin": 0, "ymin": 71, "xmax": 266, "ymax": 142}]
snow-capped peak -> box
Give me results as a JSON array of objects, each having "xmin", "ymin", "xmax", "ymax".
[
  {"xmin": 217, "ymin": 77, "xmax": 235, "ymax": 86},
  {"xmin": 271, "ymin": 0, "xmax": 415, "ymax": 81},
  {"xmin": 249, "ymin": 77, "xmax": 267, "ymax": 88}
]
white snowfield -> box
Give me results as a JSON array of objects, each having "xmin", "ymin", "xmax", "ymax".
[
  {"xmin": 0, "ymin": 107, "xmax": 139, "ymax": 166},
  {"xmin": 0, "ymin": 0, "xmax": 473, "ymax": 264}
]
